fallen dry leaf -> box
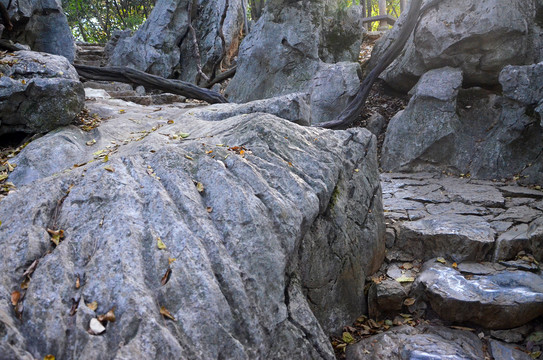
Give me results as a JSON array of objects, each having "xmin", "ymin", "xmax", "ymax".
[
  {"xmin": 104, "ymin": 166, "xmax": 115, "ymax": 172},
  {"xmin": 87, "ymin": 301, "xmax": 98, "ymax": 311},
  {"xmin": 161, "ymin": 268, "xmax": 172, "ymax": 286},
  {"xmin": 403, "ymin": 297, "xmax": 416, "ymax": 306},
  {"xmin": 75, "ymin": 276, "xmax": 80, "ymax": 289},
  {"xmin": 436, "ymin": 257, "xmax": 447, "ymax": 264},
  {"xmin": 44, "ymin": 355, "xmax": 55, "ymax": 360},
  {"xmin": 47, "ymin": 229, "xmax": 65, "ymax": 246},
  {"xmin": 196, "ymin": 182, "xmax": 204, "ymax": 193},
  {"xmin": 160, "ymin": 306, "xmax": 175, "ymax": 321},
  {"xmin": 11, "ymin": 290, "xmax": 21, "ymax": 306},
  {"xmin": 157, "ymin": 237, "xmax": 167, "ymax": 250},
  {"xmin": 206, "ymin": 207, "xmax": 213, "ymax": 213},
  {"xmin": 20, "ymin": 277, "xmax": 30, "ymax": 290},
  {"xmin": 97, "ymin": 308, "xmax": 116, "ymax": 323},
  {"xmin": 395, "ymin": 275, "xmax": 415, "ymax": 283},
  {"xmin": 342, "ymin": 331, "xmax": 355, "ymax": 344},
  {"xmin": 168, "ymin": 258, "xmax": 176, "ymax": 265}
]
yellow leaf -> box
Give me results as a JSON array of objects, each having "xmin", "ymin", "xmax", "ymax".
[
  {"xmin": 436, "ymin": 257, "xmax": 447, "ymax": 264},
  {"xmin": 0, "ymin": 174, "xmax": 8, "ymax": 181},
  {"xmin": 21, "ymin": 277, "xmax": 30, "ymax": 290},
  {"xmin": 396, "ymin": 275, "xmax": 415, "ymax": 283},
  {"xmin": 44, "ymin": 355, "xmax": 55, "ymax": 360},
  {"xmin": 342, "ymin": 332, "xmax": 355, "ymax": 344},
  {"xmin": 87, "ymin": 301, "xmax": 98, "ymax": 311},
  {"xmin": 196, "ymin": 182, "xmax": 204, "ymax": 193},
  {"xmin": 157, "ymin": 237, "xmax": 167, "ymax": 250},
  {"xmin": 119, "ymin": 109, "xmax": 126, "ymax": 114},
  {"xmin": 168, "ymin": 258, "xmax": 176, "ymax": 265},
  {"xmin": 160, "ymin": 306, "xmax": 175, "ymax": 320},
  {"xmin": 167, "ymin": 120, "xmax": 174, "ymax": 124},
  {"xmin": 452, "ymin": 262, "xmax": 458, "ymax": 269},
  {"xmin": 179, "ymin": 132, "xmax": 190, "ymax": 138},
  {"xmin": 185, "ymin": 155, "xmax": 194, "ymax": 160},
  {"xmin": 86, "ymin": 139, "xmax": 96, "ymax": 146},
  {"xmin": 104, "ymin": 166, "xmax": 115, "ymax": 172},
  {"xmin": 404, "ymin": 297, "xmax": 416, "ymax": 306}
]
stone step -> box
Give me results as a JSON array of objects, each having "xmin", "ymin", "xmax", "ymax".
[
  {"xmin": 381, "ymin": 172, "xmax": 543, "ymax": 264},
  {"xmin": 76, "ymin": 54, "xmax": 104, "ymax": 61},
  {"xmin": 73, "ymin": 60, "xmax": 102, "ymax": 67},
  {"xmin": 77, "ymin": 49, "xmax": 104, "ymax": 56}
]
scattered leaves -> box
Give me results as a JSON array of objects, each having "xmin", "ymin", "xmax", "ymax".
[
  {"xmin": 160, "ymin": 306, "xmax": 175, "ymax": 321},
  {"xmin": 89, "ymin": 318, "xmax": 106, "ymax": 335},
  {"xmin": 87, "ymin": 301, "xmax": 98, "ymax": 311},
  {"xmin": 161, "ymin": 268, "xmax": 172, "ymax": 286},
  {"xmin": 157, "ymin": 237, "xmax": 167, "ymax": 250}
]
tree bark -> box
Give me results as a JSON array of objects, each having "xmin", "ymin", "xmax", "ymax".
[
  {"xmin": 317, "ymin": 0, "xmax": 442, "ymax": 129},
  {"xmin": 74, "ymin": 64, "xmax": 228, "ymax": 104}
]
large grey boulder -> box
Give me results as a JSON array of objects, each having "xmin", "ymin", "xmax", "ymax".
[
  {"xmin": 3, "ymin": 0, "xmax": 75, "ymax": 62},
  {"xmin": 0, "ymin": 51, "xmax": 84, "ymax": 135},
  {"xmin": 225, "ymin": 0, "xmax": 365, "ymax": 125},
  {"xmin": 369, "ymin": 0, "xmax": 540, "ymax": 92},
  {"xmin": 109, "ymin": 0, "xmax": 245, "ymax": 83},
  {"xmin": 1, "ymin": 96, "xmax": 384, "ymax": 359},
  {"xmin": 413, "ymin": 261, "xmax": 543, "ymax": 329},
  {"xmin": 381, "ymin": 65, "xmax": 543, "ymax": 184}
]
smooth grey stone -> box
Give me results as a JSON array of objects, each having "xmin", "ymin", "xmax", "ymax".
[
  {"xmin": 413, "ymin": 262, "xmax": 543, "ymax": 329},
  {"xmin": 2, "ymin": 97, "xmax": 385, "ymax": 359},
  {"xmin": 489, "ymin": 339, "xmax": 532, "ymax": 360},
  {"xmin": 346, "ymin": 325, "xmax": 485, "ymax": 360}
]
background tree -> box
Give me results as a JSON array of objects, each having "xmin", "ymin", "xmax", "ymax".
[{"xmin": 62, "ymin": 0, "xmax": 156, "ymax": 43}]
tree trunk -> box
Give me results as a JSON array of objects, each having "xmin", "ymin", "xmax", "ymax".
[
  {"xmin": 74, "ymin": 64, "xmax": 228, "ymax": 104},
  {"xmin": 317, "ymin": 0, "xmax": 423, "ymax": 129}
]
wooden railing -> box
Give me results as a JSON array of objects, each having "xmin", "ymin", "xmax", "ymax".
[{"xmin": 362, "ymin": 0, "xmax": 409, "ymax": 31}]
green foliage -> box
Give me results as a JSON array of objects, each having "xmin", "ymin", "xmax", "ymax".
[{"xmin": 62, "ymin": 0, "xmax": 155, "ymax": 43}]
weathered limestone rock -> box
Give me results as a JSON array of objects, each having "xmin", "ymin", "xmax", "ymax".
[
  {"xmin": 0, "ymin": 51, "xmax": 84, "ymax": 135},
  {"xmin": 109, "ymin": 0, "xmax": 245, "ymax": 83},
  {"xmin": 381, "ymin": 65, "xmax": 543, "ymax": 184},
  {"xmin": 2, "ymin": 0, "xmax": 75, "ymax": 62},
  {"xmin": 2, "ymin": 96, "xmax": 384, "ymax": 358},
  {"xmin": 346, "ymin": 325, "xmax": 485, "ymax": 359},
  {"xmin": 396, "ymin": 215, "xmax": 495, "ymax": 262},
  {"xmin": 413, "ymin": 261, "xmax": 543, "ymax": 329},
  {"xmin": 225, "ymin": 0, "xmax": 365, "ymax": 125},
  {"xmin": 368, "ymin": 279, "xmax": 407, "ymax": 319},
  {"xmin": 369, "ymin": 0, "xmax": 539, "ymax": 92}
]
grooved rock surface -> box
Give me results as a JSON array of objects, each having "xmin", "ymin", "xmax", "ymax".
[
  {"xmin": 0, "ymin": 51, "xmax": 84, "ymax": 135},
  {"xmin": 413, "ymin": 262, "xmax": 543, "ymax": 329},
  {"xmin": 369, "ymin": 0, "xmax": 540, "ymax": 92},
  {"xmin": 1, "ymin": 97, "xmax": 384, "ymax": 359}
]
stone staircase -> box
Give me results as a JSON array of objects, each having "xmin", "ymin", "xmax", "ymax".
[
  {"xmin": 342, "ymin": 172, "xmax": 543, "ymax": 360},
  {"xmin": 74, "ymin": 43, "xmax": 187, "ymax": 106}
]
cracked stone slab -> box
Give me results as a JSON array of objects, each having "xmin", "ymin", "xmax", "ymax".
[
  {"xmin": 396, "ymin": 214, "xmax": 495, "ymax": 262},
  {"xmin": 426, "ymin": 202, "xmax": 490, "ymax": 216},
  {"xmin": 500, "ymin": 186, "xmax": 543, "ymax": 199},
  {"xmin": 0, "ymin": 97, "xmax": 384, "ymax": 359},
  {"xmin": 493, "ymin": 206, "xmax": 543, "ymax": 224},
  {"xmin": 440, "ymin": 180, "xmax": 505, "ymax": 207},
  {"xmin": 413, "ymin": 262, "xmax": 543, "ymax": 329},
  {"xmin": 346, "ymin": 324, "xmax": 485, "ymax": 360}
]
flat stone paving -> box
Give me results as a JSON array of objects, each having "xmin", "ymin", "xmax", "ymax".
[{"xmin": 381, "ymin": 172, "xmax": 543, "ymax": 263}]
